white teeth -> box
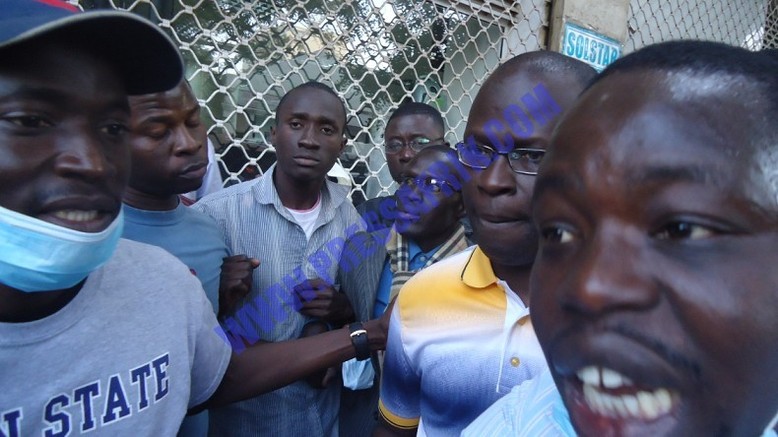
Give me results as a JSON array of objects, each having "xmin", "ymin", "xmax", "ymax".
[
  {"xmin": 624, "ymin": 394, "xmax": 640, "ymax": 416},
  {"xmin": 611, "ymin": 396, "xmax": 629, "ymax": 417},
  {"xmin": 53, "ymin": 210, "xmax": 98, "ymax": 222},
  {"xmin": 600, "ymin": 392, "xmax": 616, "ymax": 414},
  {"xmin": 582, "ymin": 383, "xmax": 677, "ymax": 420},
  {"xmin": 637, "ymin": 391, "xmax": 659, "ymax": 418},
  {"xmin": 578, "ymin": 366, "xmax": 677, "ymax": 421},
  {"xmin": 601, "ymin": 368, "xmax": 625, "ymax": 388},
  {"xmin": 654, "ymin": 388, "xmax": 673, "ymax": 414},
  {"xmin": 583, "ymin": 384, "xmax": 604, "ymax": 414},
  {"xmin": 577, "ymin": 366, "xmax": 601, "ymax": 386},
  {"xmin": 576, "ymin": 366, "xmax": 634, "ymax": 388}
]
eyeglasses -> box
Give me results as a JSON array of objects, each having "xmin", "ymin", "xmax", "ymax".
[
  {"xmin": 385, "ymin": 137, "xmax": 444, "ymax": 154},
  {"xmin": 455, "ymin": 141, "xmax": 545, "ymax": 175},
  {"xmin": 398, "ymin": 176, "xmax": 458, "ymax": 194}
]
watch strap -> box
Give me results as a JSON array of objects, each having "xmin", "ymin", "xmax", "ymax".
[{"xmin": 348, "ymin": 322, "xmax": 371, "ymax": 361}]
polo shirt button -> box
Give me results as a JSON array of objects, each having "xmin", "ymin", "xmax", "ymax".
[{"xmin": 510, "ymin": 357, "xmax": 520, "ymax": 367}]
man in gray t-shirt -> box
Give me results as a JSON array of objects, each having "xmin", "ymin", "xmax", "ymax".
[
  {"xmin": 0, "ymin": 240, "xmax": 231, "ymax": 436},
  {"xmin": 0, "ymin": 3, "xmax": 388, "ymax": 435}
]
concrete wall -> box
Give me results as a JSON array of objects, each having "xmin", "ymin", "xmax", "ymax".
[
  {"xmin": 548, "ymin": 0, "xmax": 631, "ymax": 52},
  {"xmin": 548, "ymin": 0, "xmax": 769, "ymax": 57}
]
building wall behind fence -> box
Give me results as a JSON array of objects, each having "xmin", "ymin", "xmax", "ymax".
[
  {"xmin": 626, "ymin": 0, "xmax": 777, "ymax": 52},
  {"xmin": 73, "ymin": 0, "xmax": 549, "ymax": 204},
  {"xmin": 549, "ymin": 0, "xmax": 774, "ymax": 69}
]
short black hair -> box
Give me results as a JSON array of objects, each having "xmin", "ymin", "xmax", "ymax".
[
  {"xmin": 386, "ymin": 101, "xmax": 445, "ymax": 132},
  {"xmin": 275, "ymin": 81, "xmax": 347, "ymax": 133},
  {"xmin": 592, "ymin": 41, "xmax": 778, "ymax": 116},
  {"xmin": 500, "ymin": 50, "xmax": 597, "ymax": 88}
]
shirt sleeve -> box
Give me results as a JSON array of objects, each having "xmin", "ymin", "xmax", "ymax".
[
  {"xmin": 378, "ymin": 303, "xmax": 421, "ymax": 430},
  {"xmin": 187, "ymin": 284, "xmax": 232, "ymax": 408}
]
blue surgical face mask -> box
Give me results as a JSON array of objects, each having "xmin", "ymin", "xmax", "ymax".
[{"xmin": 0, "ymin": 205, "xmax": 123, "ymax": 292}]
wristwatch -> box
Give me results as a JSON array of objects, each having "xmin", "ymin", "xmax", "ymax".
[{"xmin": 348, "ymin": 322, "xmax": 371, "ymax": 361}]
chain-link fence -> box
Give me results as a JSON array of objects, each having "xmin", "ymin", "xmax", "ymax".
[
  {"xmin": 73, "ymin": 0, "xmax": 549, "ymax": 204},
  {"xmin": 626, "ymin": 0, "xmax": 777, "ymax": 52}
]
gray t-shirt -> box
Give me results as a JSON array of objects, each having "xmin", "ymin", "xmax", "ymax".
[{"xmin": 0, "ymin": 239, "xmax": 232, "ymax": 437}]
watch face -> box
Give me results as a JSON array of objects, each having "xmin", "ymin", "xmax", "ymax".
[{"xmin": 350, "ymin": 329, "xmax": 367, "ymax": 337}]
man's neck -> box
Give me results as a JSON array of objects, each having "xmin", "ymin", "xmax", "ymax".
[
  {"xmin": 407, "ymin": 229, "xmax": 453, "ymax": 253},
  {"xmin": 273, "ymin": 170, "xmax": 325, "ymax": 210},
  {"xmin": 123, "ymin": 187, "xmax": 179, "ymax": 211},
  {"xmin": 0, "ymin": 283, "xmax": 81, "ymax": 323},
  {"xmin": 491, "ymin": 261, "xmax": 532, "ymax": 306}
]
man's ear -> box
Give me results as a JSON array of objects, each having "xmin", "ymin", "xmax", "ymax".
[{"xmin": 270, "ymin": 126, "xmax": 276, "ymax": 145}]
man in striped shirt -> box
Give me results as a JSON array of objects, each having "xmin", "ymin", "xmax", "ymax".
[{"xmin": 195, "ymin": 81, "xmax": 366, "ymax": 436}]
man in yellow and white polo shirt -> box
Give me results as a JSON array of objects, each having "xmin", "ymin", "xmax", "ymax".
[{"xmin": 375, "ymin": 51, "xmax": 596, "ymax": 437}]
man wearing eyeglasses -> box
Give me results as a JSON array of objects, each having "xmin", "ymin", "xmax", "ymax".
[
  {"xmin": 356, "ymin": 102, "xmax": 447, "ymax": 232},
  {"xmin": 339, "ymin": 145, "xmax": 471, "ymax": 436},
  {"xmin": 374, "ymin": 51, "xmax": 596, "ymax": 437}
]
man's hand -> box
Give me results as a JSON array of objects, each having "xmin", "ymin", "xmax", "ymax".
[
  {"xmin": 299, "ymin": 321, "xmax": 340, "ymax": 389},
  {"xmin": 197, "ymin": 294, "xmax": 392, "ymax": 411},
  {"xmin": 294, "ymin": 278, "xmax": 355, "ymax": 326},
  {"xmin": 218, "ymin": 255, "xmax": 260, "ymax": 321}
]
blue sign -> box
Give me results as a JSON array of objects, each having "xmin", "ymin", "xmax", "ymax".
[{"xmin": 562, "ymin": 22, "xmax": 621, "ymax": 72}]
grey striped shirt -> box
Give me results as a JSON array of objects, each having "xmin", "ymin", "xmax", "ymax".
[{"xmin": 194, "ymin": 164, "xmax": 365, "ymax": 436}]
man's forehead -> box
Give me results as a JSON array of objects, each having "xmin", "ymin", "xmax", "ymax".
[
  {"xmin": 285, "ymin": 87, "xmax": 338, "ymax": 106},
  {"xmin": 586, "ymin": 68, "xmax": 763, "ymax": 115},
  {"xmin": 411, "ymin": 151, "xmax": 455, "ymax": 175},
  {"xmin": 466, "ymin": 70, "xmax": 582, "ymax": 139},
  {"xmin": 570, "ymin": 69, "xmax": 760, "ymax": 136},
  {"xmin": 471, "ymin": 74, "xmax": 539, "ymax": 115},
  {"xmin": 386, "ymin": 113, "xmax": 441, "ymax": 133},
  {"xmin": 545, "ymin": 69, "xmax": 771, "ymax": 195},
  {"xmin": 281, "ymin": 88, "xmax": 344, "ymax": 119}
]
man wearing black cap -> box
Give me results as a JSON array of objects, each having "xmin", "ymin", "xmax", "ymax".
[{"xmin": 0, "ymin": 1, "xmax": 387, "ymax": 435}]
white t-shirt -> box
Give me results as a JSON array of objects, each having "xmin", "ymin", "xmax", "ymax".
[{"xmin": 286, "ymin": 196, "xmax": 322, "ymax": 241}]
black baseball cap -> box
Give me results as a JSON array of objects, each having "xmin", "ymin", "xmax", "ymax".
[{"xmin": 0, "ymin": 0, "xmax": 183, "ymax": 95}]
